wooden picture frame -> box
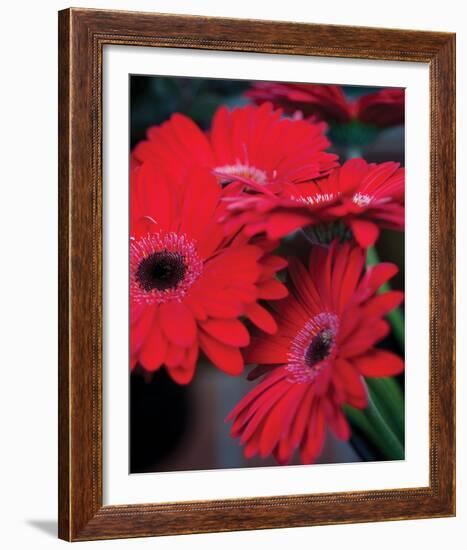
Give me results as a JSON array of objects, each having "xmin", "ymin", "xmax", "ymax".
[{"xmin": 58, "ymin": 7, "xmax": 455, "ymax": 541}]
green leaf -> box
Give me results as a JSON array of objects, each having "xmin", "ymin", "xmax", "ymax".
[
  {"xmin": 345, "ymin": 392, "xmax": 404, "ymax": 461},
  {"xmin": 366, "ymin": 377, "xmax": 405, "ymax": 441}
]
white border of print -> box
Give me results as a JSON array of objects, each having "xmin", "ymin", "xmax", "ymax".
[{"xmin": 103, "ymin": 45, "xmax": 429, "ymax": 505}]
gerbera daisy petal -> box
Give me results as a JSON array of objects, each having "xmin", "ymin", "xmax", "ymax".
[
  {"xmin": 348, "ymin": 218, "xmax": 380, "ymax": 248},
  {"xmin": 353, "ymin": 349, "xmax": 405, "ymax": 377},
  {"xmin": 336, "ymin": 245, "xmax": 366, "ymax": 311},
  {"xmin": 300, "ymin": 403, "xmax": 326, "ymax": 463},
  {"xmin": 327, "ymin": 405, "xmax": 351, "ymax": 441},
  {"xmin": 200, "ymin": 318, "xmax": 250, "ymax": 347},
  {"xmin": 358, "ymin": 263, "xmax": 399, "ymax": 297},
  {"xmin": 210, "ymin": 106, "xmax": 232, "ymax": 164},
  {"xmin": 169, "ymin": 361, "xmax": 196, "ymax": 385},
  {"xmin": 274, "ymin": 435, "xmax": 294, "ymax": 465},
  {"xmin": 159, "ymin": 301, "xmax": 197, "ymax": 348},
  {"xmin": 363, "ymin": 290, "xmax": 404, "ymax": 318},
  {"xmin": 132, "ymin": 216, "xmax": 158, "ymax": 239},
  {"xmin": 257, "ymin": 280, "xmax": 288, "ymax": 300},
  {"xmin": 169, "ymin": 113, "xmax": 214, "ymax": 165},
  {"xmin": 226, "ymin": 367, "xmax": 289, "ymax": 421},
  {"xmin": 341, "ymin": 319, "xmax": 390, "ymax": 358},
  {"xmin": 345, "ymin": 388, "xmax": 369, "ymax": 409},
  {"xmin": 356, "ymin": 88, "xmax": 405, "ymax": 128},
  {"xmin": 334, "ymin": 358, "xmax": 367, "ymax": 398},
  {"xmin": 139, "ymin": 319, "xmax": 167, "ymax": 372},
  {"xmin": 271, "ymin": 295, "xmax": 310, "ymax": 328},
  {"xmin": 244, "ymin": 337, "xmax": 289, "ymax": 365},
  {"xmin": 237, "ymin": 382, "xmax": 291, "ymax": 442},
  {"xmin": 337, "ymin": 158, "xmax": 370, "ymax": 192},
  {"xmin": 266, "ymin": 211, "xmax": 313, "ymax": 239},
  {"xmin": 288, "ymin": 257, "xmax": 324, "ymax": 313},
  {"xmin": 199, "ymin": 293, "xmax": 245, "ymax": 318},
  {"xmin": 164, "ymin": 343, "xmax": 185, "ymax": 369},
  {"xmin": 203, "ymin": 245, "xmax": 261, "ymax": 281},
  {"xmin": 290, "ymin": 386, "xmax": 315, "ymax": 446},
  {"xmin": 244, "ymin": 302, "xmax": 278, "ymax": 334},
  {"xmin": 259, "ymin": 383, "xmax": 306, "ymax": 457},
  {"xmin": 131, "ymin": 163, "xmax": 173, "ymax": 233},
  {"xmin": 198, "ymin": 331, "xmax": 244, "ymax": 375},
  {"xmin": 257, "ymin": 256, "xmax": 288, "ymax": 282},
  {"xmin": 130, "ymin": 304, "xmax": 158, "ymax": 357},
  {"xmin": 179, "ymin": 168, "xmax": 221, "ymax": 241},
  {"xmin": 183, "ymin": 294, "xmax": 208, "ymax": 321},
  {"xmin": 244, "ymin": 426, "xmax": 263, "ymax": 459}
]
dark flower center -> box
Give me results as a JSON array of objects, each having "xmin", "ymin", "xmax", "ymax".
[
  {"xmin": 287, "ymin": 313, "xmax": 339, "ymax": 383},
  {"xmin": 136, "ymin": 251, "xmax": 186, "ymax": 292},
  {"xmin": 304, "ymin": 329, "xmax": 333, "ymax": 368}
]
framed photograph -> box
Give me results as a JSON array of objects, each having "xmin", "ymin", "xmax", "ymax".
[{"xmin": 58, "ymin": 8, "xmax": 455, "ymax": 541}]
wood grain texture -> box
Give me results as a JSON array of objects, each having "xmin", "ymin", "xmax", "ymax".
[{"xmin": 58, "ymin": 7, "xmax": 456, "ymax": 541}]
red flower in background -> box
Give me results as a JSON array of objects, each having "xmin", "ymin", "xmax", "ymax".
[
  {"xmin": 226, "ymin": 242, "xmax": 404, "ymax": 464},
  {"xmin": 132, "ymin": 102, "xmax": 338, "ymax": 192},
  {"xmin": 354, "ymin": 88, "xmax": 405, "ymax": 127},
  {"xmin": 246, "ymin": 82, "xmax": 404, "ymax": 128},
  {"xmin": 130, "ymin": 162, "xmax": 287, "ymax": 384},
  {"xmin": 222, "ymin": 158, "xmax": 405, "ymax": 248},
  {"xmin": 246, "ymin": 83, "xmax": 352, "ymax": 124}
]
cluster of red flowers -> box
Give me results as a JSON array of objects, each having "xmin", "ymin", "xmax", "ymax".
[
  {"xmin": 246, "ymin": 82, "xmax": 405, "ymax": 127},
  {"xmin": 130, "ymin": 82, "xmax": 405, "ymax": 465}
]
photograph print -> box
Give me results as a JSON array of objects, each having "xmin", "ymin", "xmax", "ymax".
[{"xmin": 129, "ymin": 76, "xmax": 405, "ymax": 474}]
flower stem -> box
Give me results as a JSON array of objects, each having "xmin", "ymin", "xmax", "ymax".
[
  {"xmin": 366, "ymin": 377, "xmax": 405, "ymax": 441},
  {"xmin": 344, "ymin": 393, "xmax": 405, "ymax": 461},
  {"xmin": 365, "ymin": 396, "xmax": 405, "ymax": 459},
  {"xmin": 366, "ymin": 246, "xmax": 405, "ymax": 351}
]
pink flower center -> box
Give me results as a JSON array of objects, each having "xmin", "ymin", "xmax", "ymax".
[
  {"xmin": 130, "ymin": 232, "xmax": 203, "ymax": 304},
  {"xmin": 286, "ymin": 312, "xmax": 340, "ymax": 383},
  {"xmin": 214, "ymin": 162, "xmax": 268, "ymax": 185},
  {"xmin": 352, "ymin": 192, "xmax": 373, "ymax": 207},
  {"xmin": 290, "ymin": 192, "xmax": 338, "ymax": 207}
]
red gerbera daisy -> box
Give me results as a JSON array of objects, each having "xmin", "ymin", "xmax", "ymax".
[
  {"xmin": 354, "ymin": 88, "xmax": 405, "ymax": 128},
  {"xmin": 132, "ymin": 102, "xmax": 338, "ymax": 192},
  {"xmin": 247, "ymin": 82, "xmax": 405, "ymax": 128},
  {"xmin": 130, "ymin": 162, "xmax": 288, "ymax": 384},
  {"xmin": 222, "ymin": 158, "xmax": 405, "ymax": 248},
  {"xmin": 226, "ymin": 241, "xmax": 404, "ymax": 464},
  {"xmin": 246, "ymin": 82, "xmax": 352, "ymax": 124}
]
